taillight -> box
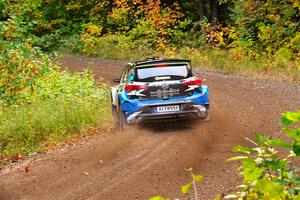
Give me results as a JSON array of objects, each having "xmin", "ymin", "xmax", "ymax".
[
  {"xmin": 181, "ymin": 77, "xmax": 202, "ymax": 86},
  {"xmin": 125, "ymin": 83, "xmax": 148, "ymax": 92}
]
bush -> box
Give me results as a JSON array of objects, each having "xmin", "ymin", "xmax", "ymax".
[
  {"xmin": 0, "ymin": 97, "xmax": 110, "ymax": 159},
  {"xmin": 150, "ymin": 169, "xmax": 203, "ymax": 200},
  {"xmin": 0, "ymin": 2, "xmax": 112, "ymax": 162},
  {"xmin": 0, "ymin": 70, "xmax": 111, "ymax": 161},
  {"xmin": 226, "ymin": 110, "xmax": 300, "ymax": 199},
  {"xmin": 0, "ymin": 43, "xmax": 52, "ymax": 106},
  {"xmin": 229, "ymin": 0, "xmax": 300, "ymax": 57}
]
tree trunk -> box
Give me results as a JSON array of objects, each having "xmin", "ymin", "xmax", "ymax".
[
  {"xmin": 198, "ymin": 0, "xmax": 206, "ymax": 21},
  {"xmin": 210, "ymin": 0, "xmax": 218, "ymax": 25}
]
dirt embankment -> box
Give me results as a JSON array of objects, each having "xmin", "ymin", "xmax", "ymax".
[{"xmin": 1, "ymin": 55, "xmax": 300, "ymax": 200}]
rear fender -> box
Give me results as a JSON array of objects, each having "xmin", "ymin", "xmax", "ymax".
[
  {"xmin": 119, "ymin": 92, "xmax": 142, "ymax": 116},
  {"xmin": 187, "ymin": 85, "xmax": 209, "ymax": 105}
]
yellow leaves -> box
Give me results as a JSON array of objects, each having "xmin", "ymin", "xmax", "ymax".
[
  {"xmin": 65, "ymin": 2, "xmax": 82, "ymax": 11},
  {"xmin": 164, "ymin": 47, "xmax": 177, "ymax": 57},
  {"xmin": 157, "ymin": 38, "xmax": 166, "ymax": 50},
  {"xmin": 50, "ymin": 143, "xmax": 57, "ymax": 151},
  {"xmin": 85, "ymin": 23, "xmax": 102, "ymax": 37},
  {"xmin": 200, "ymin": 22, "xmax": 230, "ymax": 48},
  {"xmin": 293, "ymin": 1, "xmax": 300, "ymax": 11},
  {"xmin": 231, "ymin": 49, "xmax": 244, "ymax": 61},
  {"xmin": 108, "ymin": 0, "xmax": 184, "ymax": 48}
]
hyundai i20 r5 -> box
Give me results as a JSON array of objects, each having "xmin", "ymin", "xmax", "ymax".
[{"xmin": 111, "ymin": 58, "xmax": 210, "ymax": 129}]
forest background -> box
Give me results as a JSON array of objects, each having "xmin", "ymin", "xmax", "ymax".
[{"xmin": 1, "ymin": 0, "xmax": 299, "ymax": 78}]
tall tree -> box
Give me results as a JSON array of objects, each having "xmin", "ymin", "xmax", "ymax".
[
  {"xmin": 197, "ymin": 0, "xmax": 218, "ymax": 24},
  {"xmin": 198, "ymin": 0, "xmax": 206, "ymax": 21},
  {"xmin": 210, "ymin": 0, "xmax": 218, "ymax": 24}
]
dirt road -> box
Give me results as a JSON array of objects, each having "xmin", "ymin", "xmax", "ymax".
[{"xmin": 1, "ymin": 56, "xmax": 300, "ymax": 200}]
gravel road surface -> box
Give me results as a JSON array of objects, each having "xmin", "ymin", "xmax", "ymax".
[{"xmin": 1, "ymin": 56, "xmax": 300, "ymax": 200}]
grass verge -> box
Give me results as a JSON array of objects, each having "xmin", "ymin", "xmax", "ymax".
[
  {"xmin": 0, "ymin": 74, "xmax": 112, "ymax": 164},
  {"xmin": 0, "ymin": 96, "xmax": 111, "ymax": 163}
]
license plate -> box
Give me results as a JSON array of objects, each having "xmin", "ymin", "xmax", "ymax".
[{"xmin": 157, "ymin": 105, "xmax": 180, "ymax": 113}]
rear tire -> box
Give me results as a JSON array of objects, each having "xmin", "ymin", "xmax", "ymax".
[
  {"xmin": 112, "ymin": 105, "xmax": 119, "ymax": 123},
  {"xmin": 203, "ymin": 106, "xmax": 211, "ymax": 122},
  {"xmin": 119, "ymin": 110, "xmax": 130, "ymax": 131}
]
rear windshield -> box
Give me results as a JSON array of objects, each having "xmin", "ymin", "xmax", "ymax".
[{"xmin": 136, "ymin": 65, "xmax": 190, "ymax": 81}]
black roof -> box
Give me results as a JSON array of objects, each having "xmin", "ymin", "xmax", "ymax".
[{"xmin": 132, "ymin": 57, "xmax": 191, "ymax": 67}]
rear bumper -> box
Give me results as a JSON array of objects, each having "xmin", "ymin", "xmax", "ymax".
[
  {"xmin": 119, "ymin": 85, "xmax": 209, "ymax": 124},
  {"xmin": 127, "ymin": 104, "xmax": 208, "ymax": 123}
]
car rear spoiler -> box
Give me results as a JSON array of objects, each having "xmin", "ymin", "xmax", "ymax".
[{"xmin": 133, "ymin": 58, "xmax": 191, "ymax": 67}]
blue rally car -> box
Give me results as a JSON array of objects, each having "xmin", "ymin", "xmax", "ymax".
[{"xmin": 111, "ymin": 58, "xmax": 210, "ymax": 129}]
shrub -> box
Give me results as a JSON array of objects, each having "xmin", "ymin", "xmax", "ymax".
[
  {"xmin": 0, "ymin": 43, "xmax": 52, "ymax": 106},
  {"xmin": 0, "ymin": 70, "xmax": 111, "ymax": 161},
  {"xmin": 230, "ymin": 0, "xmax": 300, "ymax": 57},
  {"xmin": 226, "ymin": 110, "xmax": 300, "ymax": 199},
  {"xmin": 0, "ymin": 95, "xmax": 111, "ymax": 160},
  {"xmin": 80, "ymin": 0, "xmax": 188, "ymax": 53},
  {"xmin": 150, "ymin": 169, "xmax": 203, "ymax": 200},
  {"xmin": 0, "ymin": 1, "xmax": 112, "ymax": 162}
]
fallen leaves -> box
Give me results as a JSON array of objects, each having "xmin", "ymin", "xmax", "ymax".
[
  {"xmin": 11, "ymin": 154, "xmax": 22, "ymax": 163},
  {"xmin": 50, "ymin": 143, "xmax": 58, "ymax": 151},
  {"xmin": 24, "ymin": 166, "xmax": 29, "ymax": 173}
]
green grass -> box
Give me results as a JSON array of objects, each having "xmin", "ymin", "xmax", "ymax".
[
  {"xmin": 0, "ymin": 94, "xmax": 111, "ymax": 162},
  {"xmin": 0, "ymin": 67, "xmax": 113, "ymax": 163}
]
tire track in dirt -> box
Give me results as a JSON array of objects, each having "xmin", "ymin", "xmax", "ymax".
[
  {"xmin": 63, "ymin": 132, "xmax": 176, "ymax": 200},
  {"xmin": 1, "ymin": 55, "xmax": 300, "ymax": 200}
]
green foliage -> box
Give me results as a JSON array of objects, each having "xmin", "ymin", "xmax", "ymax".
[
  {"xmin": 3, "ymin": 0, "xmax": 297, "ymax": 80},
  {"xmin": 0, "ymin": 0, "xmax": 52, "ymax": 105},
  {"xmin": 33, "ymin": 70, "xmax": 106, "ymax": 101},
  {"xmin": 150, "ymin": 168, "xmax": 203, "ymax": 200},
  {"xmin": 150, "ymin": 111, "xmax": 300, "ymax": 200},
  {"xmin": 0, "ymin": 70, "xmax": 111, "ymax": 161},
  {"xmin": 226, "ymin": 110, "xmax": 300, "ymax": 199},
  {"xmin": 0, "ymin": 95, "xmax": 111, "ymax": 161},
  {"xmin": 0, "ymin": 0, "xmax": 112, "ymax": 162},
  {"xmin": 0, "ymin": 43, "xmax": 52, "ymax": 105},
  {"xmin": 149, "ymin": 196, "xmax": 168, "ymax": 200},
  {"xmin": 230, "ymin": 0, "xmax": 300, "ymax": 58},
  {"xmin": 79, "ymin": 0, "xmax": 188, "ymax": 52},
  {"xmin": 32, "ymin": 0, "xmax": 111, "ymax": 36}
]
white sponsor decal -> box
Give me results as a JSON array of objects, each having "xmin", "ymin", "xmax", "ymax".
[
  {"xmin": 127, "ymin": 89, "xmax": 146, "ymax": 96},
  {"xmin": 150, "ymin": 88, "xmax": 180, "ymax": 98},
  {"xmin": 185, "ymin": 85, "xmax": 200, "ymax": 92}
]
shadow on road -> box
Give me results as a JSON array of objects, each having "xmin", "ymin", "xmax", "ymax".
[{"xmin": 138, "ymin": 119, "xmax": 201, "ymax": 133}]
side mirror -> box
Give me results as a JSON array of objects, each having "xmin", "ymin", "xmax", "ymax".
[{"xmin": 113, "ymin": 79, "xmax": 120, "ymax": 83}]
